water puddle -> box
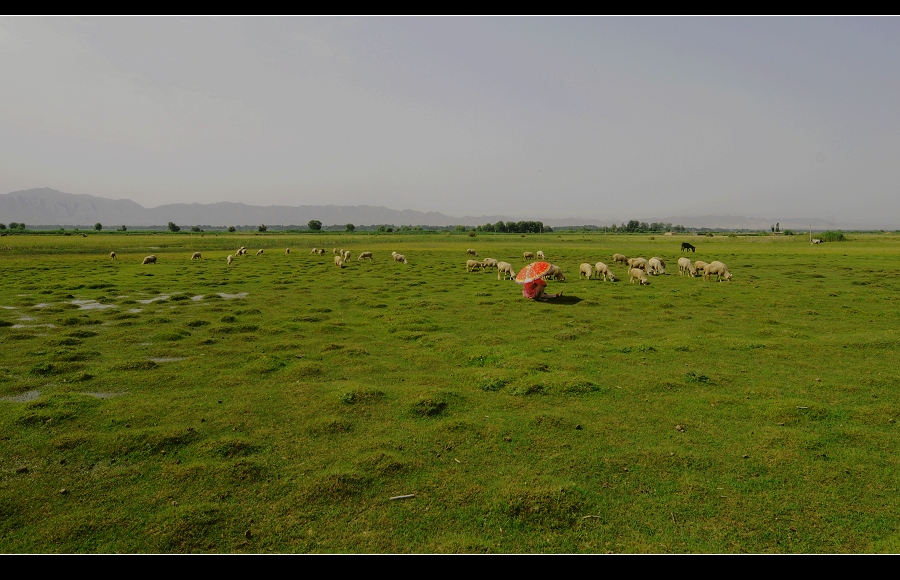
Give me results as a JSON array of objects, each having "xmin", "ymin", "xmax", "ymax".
[
  {"xmin": 128, "ymin": 308, "xmax": 143, "ymax": 313},
  {"xmin": 81, "ymin": 392, "xmax": 125, "ymax": 399},
  {"xmin": 0, "ymin": 390, "xmax": 40, "ymax": 402},
  {"xmin": 12, "ymin": 324, "xmax": 56, "ymax": 329},
  {"xmin": 1, "ymin": 306, "xmax": 16, "ymax": 309},
  {"xmin": 18, "ymin": 316, "xmax": 35, "ymax": 321},
  {"xmin": 218, "ymin": 292, "xmax": 248, "ymax": 299},
  {"xmin": 137, "ymin": 295, "xmax": 170, "ymax": 304},
  {"xmin": 148, "ymin": 357, "xmax": 186, "ymax": 363},
  {"xmin": 32, "ymin": 303, "xmax": 52, "ymax": 308},
  {"xmin": 191, "ymin": 295, "xmax": 204, "ymax": 301},
  {"xmin": 71, "ymin": 300, "xmax": 117, "ymax": 310}
]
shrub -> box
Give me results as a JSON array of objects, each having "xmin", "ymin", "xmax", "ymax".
[
  {"xmin": 167, "ymin": 222, "xmax": 180, "ymax": 233},
  {"xmin": 821, "ymin": 231, "xmax": 847, "ymax": 242},
  {"xmin": 308, "ymin": 220, "xmax": 322, "ymax": 231},
  {"xmin": 258, "ymin": 224, "xmax": 267, "ymax": 232},
  {"xmin": 227, "ymin": 226, "xmax": 236, "ymax": 233},
  {"xmin": 94, "ymin": 223, "xmax": 102, "ymax": 231}
]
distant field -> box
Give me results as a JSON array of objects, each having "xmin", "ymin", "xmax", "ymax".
[{"xmin": 1, "ymin": 232, "xmax": 899, "ymax": 553}]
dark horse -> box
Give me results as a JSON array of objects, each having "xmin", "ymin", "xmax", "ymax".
[{"xmin": 681, "ymin": 242, "xmax": 696, "ymax": 252}]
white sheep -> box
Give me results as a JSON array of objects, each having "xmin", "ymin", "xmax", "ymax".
[
  {"xmin": 393, "ymin": 253, "xmax": 408, "ymax": 264},
  {"xmin": 545, "ymin": 264, "xmax": 566, "ymax": 282},
  {"xmin": 110, "ymin": 251, "xmax": 117, "ymax": 260},
  {"xmin": 594, "ymin": 262, "xmax": 616, "ymax": 281},
  {"xmin": 678, "ymin": 257, "xmax": 698, "ymax": 277},
  {"xmin": 704, "ymin": 260, "xmax": 732, "ymax": 282},
  {"xmin": 334, "ymin": 255, "xmax": 345, "ymax": 269},
  {"xmin": 311, "ymin": 248, "xmax": 320, "ymax": 254},
  {"xmin": 523, "ymin": 251, "xmax": 535, "ymax": 260},
  {"xmin": 812, "ymin": 238, "xmax": 823, "ymax": 244},
  {"xmin": 227, "ymin": 254, "xmax": 234, "ymax": 265},
  {"xmin": 256, "ymin": 249, "xmax": 264, "ymax": 256},
  {"xmin": 358, "ymin": 252, "xmax": 373, "ymax": 261},
  {"xmin": 191, "ymin": 252, "xmax": 202, "ymax": 260},
  {"xmin": 647, "ymin": 257, "xmax": 665, "ymax": 275},
  {"xmin": 466, "ymin": 249, "xmax": 478, "ymax": 257},
  {"xmin": 497, "ymin": 261, "xmax": 515, "ymax": 280},
  {"xmin": 286, "ymin": 248, "xmax": 290, "ymax": 255},
  {"xmin": 537, "ymin": 251, "xmax": 545, "ymax": 259},
  {"xmin": 342, "ymin": 250, "xmax": 351, "ymax": 262},
  {"xmin": 579, "ymin": 263, "xmax": 593, "ymax": 279},
  {"xmin": 629, "ymin": 268, "xmax": 649, "ymax": 285},
  {"xmin": 142, "ymin": 255, "xmax": 157, "ymax": 265},
  {"xmin": 466, "ymin": 259, "xmax": 484, "ymax": 272},
  {"xmin": 694, "ymin": 260, "xmax": 709, "ymax": 276},
  {"xmin": 238, "ymin": 246, "xmax": 247, "ymax": 256},
  {"xmin": 317, "ymin": 248, "xmax": 326, "ymax": 255},
  {"xmin": 481, "ymin": 258, "xmax": 498, "ymax": 269},
  {"xmin": 627, "ymin": 257, "xmax": 649, "ymax": 271},
  {"xmin": 613, "ymin": 253, "xmax": 628, "ymax": 266}
]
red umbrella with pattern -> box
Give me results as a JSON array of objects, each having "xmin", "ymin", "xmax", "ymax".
[{"xmin": 515, "ymin": 261, "xmax": 553, "ymax": 284}]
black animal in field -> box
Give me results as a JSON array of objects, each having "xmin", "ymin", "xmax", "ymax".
[{"xmin": 681, "ymin": 242, "xmax": 696, "ymax": 252}]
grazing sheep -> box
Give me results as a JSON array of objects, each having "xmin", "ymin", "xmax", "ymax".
[
  {"xmin": 811, "ymin": 238, "xmax": 823, "ymax": 244},
  {"xmin": 392, "ymin": 253, "xmax": 408, "ymax": 264},
  {"xmin": 536, "ymin": 251, "xmax": 545, "ymax": 259},
  {"xmin": 316, "ymin": 248, "xmax": 325, "ymax": 255},
  {"xmin": 110, "ymin": 251, "xmax": 117, "ymax": 260},
  {"xmin": 627, "ymin": 257, "xmax": 649, "ymax": 271},
  {"xmin": 358, "ymin": 252, "xmax": 373, "ymax": 261},
  {"xmin": 466, "ymin": 249, "xmax": 478, "ymax": 257},
  {"xmin": 613, "ymin": 253, "xmax": 628, "ymax": 266},
  {"xmin": 342, "ymin": 250, "xmax": 351, "ymax": 262},
  {"xmin": 286, "ymin": 248, "xmax": 290, "ymax": 254},
  {"xmin": 191, "ymin": 252, "xmax": 202, "ymax": 260},
  {"xmin": 579, "ymin": 263, "xmax": 593, "ymax": 280},
  {"xmin": 524, "ymin": 251, "xmax": 535, "ymax": 260},
  {"xmin": 497, "ymin": 261, "xmax": 515, "ymax": 280},
  {"xmin": 681, "ymin": 242, "xmax": 696, "ymax": 252},
  {"xmin": 647, "ymin": 257, "xmax": 666, "ymax": 275},
  {"xmin": 311, "ymin": 248, "xmax": 320, "ymax": 254},
  {"xmin": 704, "ymin": 260, "xmax": 732, "ymax": 282},
  {"xmin": 334, "ymin": 256, "xmax": 345, "ymax": 268},
  {"xmin": 545, "ymin": 264, "xmax": 566, "ymax": 282},
  {"xmin": 629, "ymin": 268, "xmax": 649, "ymax": 285},
  {"xmin": 256, "ymin": 249, "xmax": 264, "ymax": 256},
  {"xmin": 694, "ymin": 261, "xmax": 709, "ymax": 276},
  {"xmin": 466, "ymin": 259, "xmax": 483, "ymax": 272},
  {"xmin": 481, "ymin": 258, "xmax": 498, "ymax": 269},
  {"xmin": 237, "ymin": 247, "xmax": 247, "ymax": 256},
  {"xmin": 334, "ymin": 248, "xmax": 339, "ymax": 254},
  {"xmin": 227, "ymin": 254, "xmax": 234, "ymax": 265},
  {"xmin": 678, "ymin": 257, "xmax": 698, "ymax": 277},
  {"xmin": 594, "ymin": 262, "xmax": 616, "ymax": 281},
  {"xmin": 142, "ymin": 255, "xmax": 157, "ymax": 265}
]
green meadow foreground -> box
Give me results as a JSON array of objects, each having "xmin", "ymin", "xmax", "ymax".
[{"xmin": 1, "ymin": 232, "xmax": 899, "ymax": 553}]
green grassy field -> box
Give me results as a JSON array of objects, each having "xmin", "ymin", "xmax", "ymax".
[{"xmin": 1, "ymin": 231, "xmax": 899, "ymax": 553}]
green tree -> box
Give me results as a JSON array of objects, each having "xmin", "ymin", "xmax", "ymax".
[
  {"xmin": 191, "ymin": 226, "xmax": 202, "ymax": 232},
  {"xmin": 346, "ymin": 223, "xmax": 355, "ymax": 232},
  {"xmin": 120, "ymin": 225, "xmax": 127, "ymax": 232},
  {"xmin": 258, "ymin": 224, "xmax": 267, "ymax": 232},
  {"xmin": 94, "ymin": 223, "xmax": 102, "ymax": 231},
  {"xmin": 167, "ymin": 222, "xmax": 180, "ymax": 232},
  {"xmin": 0, "ymin": 223, "xmax": 6, "ymax": 230},
  {"xmin": 228, "ymin": 226, "xmax": 236, "ymax": 232},
  {"xmin": 308, "ymin": 220, "xmax": 322, "ymax": 231}
]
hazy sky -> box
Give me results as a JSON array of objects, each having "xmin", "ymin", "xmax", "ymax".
[{"xmin": 1, "ymin": 16, "xmax": 899, "ymax": 224}]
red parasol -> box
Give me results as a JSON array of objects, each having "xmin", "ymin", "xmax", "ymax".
[{"xmin": 515, "ymin": 261, "xmax": 553, "ymax": 284}]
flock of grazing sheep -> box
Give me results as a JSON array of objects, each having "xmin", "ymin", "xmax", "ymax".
[
  {"xmin": 464, "ymin": 247, "xmax": 733, "ymax": 286},
  {"xmin": 115, "ymin": 242, "xmax": 732, "ymax": 289}
]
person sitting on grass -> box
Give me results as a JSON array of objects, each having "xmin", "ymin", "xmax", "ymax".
[{"xmin": 522, "ymin": 278, "xmax": 562, "ymax": 301}]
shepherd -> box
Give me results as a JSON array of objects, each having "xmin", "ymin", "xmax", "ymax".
[{"xmin": 515, "ymin": 262, "xmax": 563, "ymax": 301}]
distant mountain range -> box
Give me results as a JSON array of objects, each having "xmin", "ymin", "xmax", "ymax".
[{"xmin": 0, "ymin": 187, "xmax": 861, "ymax": 231}]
